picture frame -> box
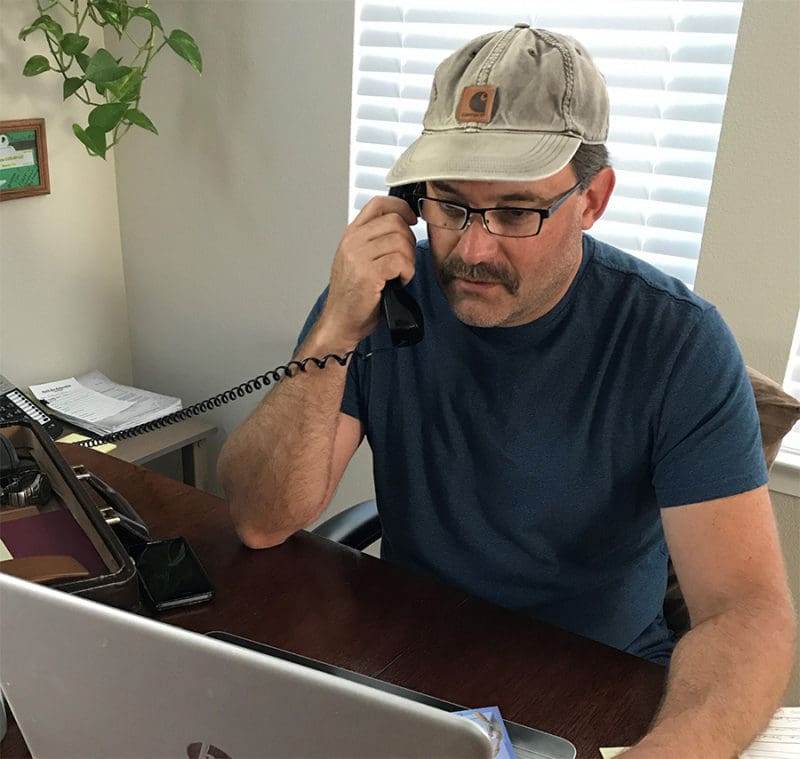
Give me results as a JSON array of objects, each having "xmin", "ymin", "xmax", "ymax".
[{"xmin": 0, "ymin": 118, "xmax": 50, "ymax": 201}]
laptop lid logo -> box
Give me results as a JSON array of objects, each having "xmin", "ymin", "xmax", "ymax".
[{"xmin": 187, "ymin": 741, "xmax": 232, "ymax": 759}]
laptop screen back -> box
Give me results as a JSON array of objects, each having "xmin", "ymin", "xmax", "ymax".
[{"xmin": 0, "ymin": 573, "xmax": 492, "ymax": 759}]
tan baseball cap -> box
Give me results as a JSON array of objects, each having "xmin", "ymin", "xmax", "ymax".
[{"xmin": 385, "ymin": 24, "xmax": 609, "ymax": 186}]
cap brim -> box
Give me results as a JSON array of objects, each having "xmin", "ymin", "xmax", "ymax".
[{"xmin": 385, "ymin": 131, "xmax": 581, "ymax": 187}]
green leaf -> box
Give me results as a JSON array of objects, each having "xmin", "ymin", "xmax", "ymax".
[
  {"xmin": 124, "ymin": 108, "xmax": 158, "ymax": 134},
  {"xmin": 94, "ymin": 1, "xmax": 124, "ymax": 35},
  {"xmin": 23, "ymin": 55, "xmax": 51, "ymax": 76},
  {"xmin": 167, "ymin": 29, "xmax": 202, "ymax": 73},
  {"xmin": 60, "ymin": 32, "xmax": 90, "ymax": 56},
  {"xmin": 63, "ymin": 76, "xmax": 85, "ymax": 99},
  {"xmin": 19, "ymin": 24, "xmax": 38, "ymax": 41},
  {"xmin": 84, "ymin": 48, "xmax": 126, "ymax": 83},
  {"xmin": 76, "ymin": 52, "xmax": 91, "ymax": 72},
  {"xmin": 130, "ymin": 6, "xmax": 162, "ymax": 29},
  {"xmin": 73, "ymin": 123, "xmax": 107, "ymax": 158},
  {"xmin": 88, "ymin": 102, "xmax": 128, "ymax": 132},
  {"xmin": 19, "ymin": 14, "xmax": 63, "ymax": 41},
  {"xmin": 105, "ymin": 68, "xmax": 144, "ymax": 102}
]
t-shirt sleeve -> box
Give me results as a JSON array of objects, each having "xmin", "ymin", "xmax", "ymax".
[
  {"xmin": 295, "ymin": 289, "xmax": 365, "ymax": 424},
  {"xmin": 294, "ymin": 289, "xmax": 326, "ymax": 355},
  {"xmin": 652, "ymin": 306, "xmax": 768, "ymax": 507}
]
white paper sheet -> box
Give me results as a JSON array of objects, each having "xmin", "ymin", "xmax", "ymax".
[
  {"xmin": 30, "ymin": 372, "xmax": 181, "ymax": 435},
  {"xmin": 30, "ymin": 377, "xmax": 133, "ymax": 422},
  {"xmin": 741, "ymin": 708, "xmax": 800, "ymax": 758},
  {"xmin": 75, "ymin": 371, "xmax": 181, "ymax": 427},
  {"xmin": 600, "ymin": 707, "xmax": 800, "ymax": 759}
]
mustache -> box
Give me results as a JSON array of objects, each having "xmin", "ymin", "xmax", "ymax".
[{"xmin": 437, "ymin": 256, "xmax": 519, "ymax": 294}]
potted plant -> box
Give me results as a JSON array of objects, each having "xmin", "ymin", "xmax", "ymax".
[{"xmin": 18, "ymin": 0, "xmax": 202, "ymax": 158}]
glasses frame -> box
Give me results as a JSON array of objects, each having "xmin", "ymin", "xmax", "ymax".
[{"xmin": 414, "ymin": 181, "xmax": 582, "ymax": 238}]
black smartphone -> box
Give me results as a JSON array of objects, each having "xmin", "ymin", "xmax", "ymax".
[{"xmin": 132, "ymin": 537, "xmax": 214, "ymax": 612}]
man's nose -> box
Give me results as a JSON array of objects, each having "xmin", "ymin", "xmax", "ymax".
[{"xmin": 454, "ymin": 213, "xmax": 501, "ymax": 264}]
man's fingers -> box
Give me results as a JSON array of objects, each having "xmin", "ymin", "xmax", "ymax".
[
  {"xmin": 375, "ymin": 252, "xmax": 416, "ymax": 287},
  {"xmin": 355, "ymin": 213, "xmax": 418, "ymax": 248},
  {"xmin": 340, "ymin": 227, "xmax": 416, "ymax": 278},
  {"xmin": 321, "ymin": 195, "xmax": 419, "ymax": 346},
  {"xmin": 351, "ymin": 195, "xmax": 419, "ymax": 228}
]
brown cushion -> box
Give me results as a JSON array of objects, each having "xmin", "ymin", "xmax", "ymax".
[{"xmin": 747, "ymin": 366, "xmax": 800, "ymax": 468}]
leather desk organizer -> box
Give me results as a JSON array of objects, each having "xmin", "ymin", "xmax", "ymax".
[{"xmin": 0, "ymin": 421, "xmax": 140, "ymax": 610}]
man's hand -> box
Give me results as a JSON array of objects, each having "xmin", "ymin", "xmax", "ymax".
[
  {"xmin": 622, "ymin": 486, "xmax": 796, "ymax": 758},
  {"xmin": 316, "ymin": 195, "xmax": 418, "ymax": 351}
]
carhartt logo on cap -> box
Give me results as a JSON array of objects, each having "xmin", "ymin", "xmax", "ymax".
[{"xmin": 457, "ymin": 86, "xmax": 497, "ymax": 124}]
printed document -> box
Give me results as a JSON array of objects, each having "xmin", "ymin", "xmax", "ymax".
[
  {"xmin": 740, "ymin": 707, "xmax": 800, "ymax": 758},
  {"xmin": 30, "ymin": 371, "xmax": 181, "ymax": 436},
  {"xmin": 600, "ymin": 706, "xmax": 800, "ymax": 758}
]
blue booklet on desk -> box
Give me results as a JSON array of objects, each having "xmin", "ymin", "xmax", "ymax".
[{"xmin": 454, "ymin": 706, "xmax": 517, "ymax": 758}]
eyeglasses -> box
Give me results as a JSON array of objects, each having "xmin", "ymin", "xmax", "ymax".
[{"xmin": 415, "ymin": 182, "xmax": 581, "ymax": 238}]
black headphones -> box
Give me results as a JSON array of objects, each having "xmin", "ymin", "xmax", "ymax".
[{"xmin": 0, "ymin": 433, "xmax": 51, "ymax": 507}]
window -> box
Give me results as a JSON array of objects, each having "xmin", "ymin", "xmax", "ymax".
[
  {"xmin": 349, "ymin": 0, "xmax": 743, "ymax": 288},
  {"xmin": 782, "ymin": 311, "xmax": 800, "ymax": 456}
]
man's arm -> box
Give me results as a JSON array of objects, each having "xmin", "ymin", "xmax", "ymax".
[
  {"xmin": 218, "ymin": 195, "xmax": 418, "ymax": 549},
  {"xmin": 217, "ymin": 331, "xmax": 363, "ymax": 549},
  {"xmin": 626, "ymin": 485, "xmax": 796, "ymax": 758}
]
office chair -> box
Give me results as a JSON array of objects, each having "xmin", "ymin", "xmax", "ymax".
[
  {"xmin": 313, "ymin": 367, "xmax": 800, "ymax": 638},
  {"xmin": 314, "ymin": 497, "xmax": 382, "ymax": 551}
]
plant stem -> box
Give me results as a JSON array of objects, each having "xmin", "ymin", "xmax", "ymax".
[{"xmin": 77, "ymin": 0, "xmax": 90, "ymax": 30}]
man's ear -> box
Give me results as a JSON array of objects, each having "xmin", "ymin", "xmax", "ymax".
[{"xmin": 580, "ymin": 167, "xmax": 615, "ymax": 230}]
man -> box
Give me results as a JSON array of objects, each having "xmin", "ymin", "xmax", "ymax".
[{"xmin": 219, "ymin": 26, "xmax": 795, "ymax": 756}]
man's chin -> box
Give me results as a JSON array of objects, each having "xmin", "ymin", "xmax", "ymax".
[
  {"xmin": 440, "ymin": 281, "xmax": 518, "ymax": 327},
  {"xmin": 448, "ymin": 297, "xmax": 510, "ymax": 328}
]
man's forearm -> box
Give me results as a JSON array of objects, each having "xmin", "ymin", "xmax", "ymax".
[
  {"xmin": 218, "ymin": 324, "xmax": 355, "ymax": 548},
  {"xmin": 630, "ymin": 595, "xmax": 796, "ymax": 757}
]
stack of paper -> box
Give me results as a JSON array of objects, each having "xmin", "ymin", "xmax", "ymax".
[
  {"xmin": 600, "ymin": 707, "xmax": 800, "ymax": 758},
  {"xmin": 30, "ymin": 371, "xmax": 181, "ymax": 437},
  {"xmin": 741, "ymin": 707, "xmax": 800, "ymax": 758}
]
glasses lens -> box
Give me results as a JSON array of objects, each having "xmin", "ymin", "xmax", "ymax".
[
  {"xmin": 485, "ymin": 209, "xmax": 542, "ymax": 237},
  {"xmin": 418, "ymin": 198, "xmax": 468, "ymax": 230}
]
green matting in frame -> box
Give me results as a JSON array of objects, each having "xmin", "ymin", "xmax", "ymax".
[{"xmin": 0, "ymin": 118, "xmax": 50, "ymax": 201}]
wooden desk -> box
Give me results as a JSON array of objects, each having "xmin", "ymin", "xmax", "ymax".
[{"xmin": 1, "ymin": 447, "xmax": 666, "ymax": 759}]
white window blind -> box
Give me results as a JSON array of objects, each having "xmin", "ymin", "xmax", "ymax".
[
  {"xmin": 349, "ymin": 0, "xmax": 743, "ymax": 288},
  {"xmin": 782, "ymin": 311, "xmax": 800, "ymax": 455}
]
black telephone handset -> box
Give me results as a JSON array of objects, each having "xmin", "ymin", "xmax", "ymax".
[{"xmin": 383, "ymin": 184, "xmax": 424, "ymax": 347}]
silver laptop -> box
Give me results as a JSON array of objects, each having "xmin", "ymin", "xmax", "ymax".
[{"xmin": 0, "ymin": 574, "xmax": 575, "ymax": 758}]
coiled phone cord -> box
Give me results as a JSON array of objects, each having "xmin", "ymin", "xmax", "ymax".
[{"xmin": 77, "ymin": 349, "xmax": 372, "ymax": 448}]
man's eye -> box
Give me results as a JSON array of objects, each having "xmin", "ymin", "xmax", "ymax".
[
  {"xmin": 440, "ymin": 202, "xmax": 465, "ymax": 218},
  {"xmin": 493, "ymin": 208, "xmax": 533, "ymax": 225}
]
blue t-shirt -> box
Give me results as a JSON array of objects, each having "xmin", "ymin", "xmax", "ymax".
[{"xmin": 298, "ymin": 235, "xmax": 767, "ymax": 664}]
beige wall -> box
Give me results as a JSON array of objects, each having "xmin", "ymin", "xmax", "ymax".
[
  {"xmin": 0, "ymin": 0, "xmax": 132, "ymax": 388},
  {"xmin": 694, "ymin": 0, "xmax": 800, "ymax": 705},
  {"xmin": 110, "ymin": 0, "xmax": 370, "ymax": 514}
]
